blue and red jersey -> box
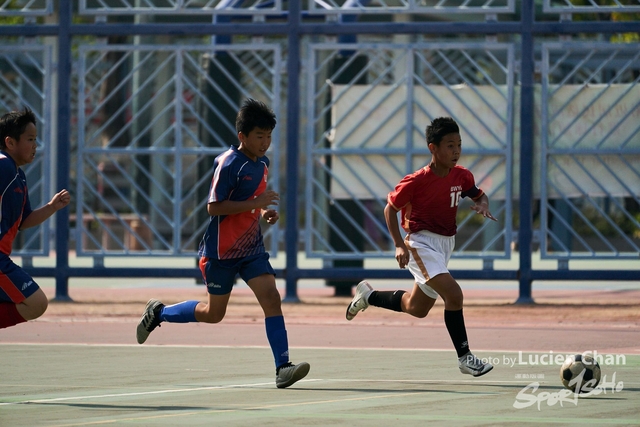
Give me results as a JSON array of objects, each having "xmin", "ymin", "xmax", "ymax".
[
  {"xmin": 198, "ymin": 145, "xmax": 269, "ymax": 260},
  {"xmin": 0, "ymin": 151, "xmax": 32, "ymax": 256},
  {"xmin": 388, "ymin": 164, "xmax": 483, "ymax": 236}
]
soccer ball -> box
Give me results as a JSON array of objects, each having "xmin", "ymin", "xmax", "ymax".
[{"xmin": 560, "ymin": 354, "xmax": 601, "ymax": 394}]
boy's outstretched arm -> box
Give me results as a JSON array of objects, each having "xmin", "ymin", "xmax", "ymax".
[
  {"xmin": 20, "ymin": 189, "xmax": 71, "ymax": 229},
  {"xmin": 470, "ymin": 193, "xmax": 497, "ymax": 221}
]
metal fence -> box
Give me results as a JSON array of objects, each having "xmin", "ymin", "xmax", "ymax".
[
  {"xmin": 1, "ymin": 1, "xmax": 638, "ymax": 303},
  {"xmin": 0, "ymin": 44, "xmax": 52, "ymax": 256},
  {"xmin": 75, "ymin": 44, "xmax": 282, "ymax": 257},
  {"xmin": 305, "ymin": 42, "xmax": 515, "ymax": 261}
]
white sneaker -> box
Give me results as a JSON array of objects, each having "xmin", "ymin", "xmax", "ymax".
[
  {"xmin": 459, "ymin": 352, "xmax": 493, "ymax": 377},
  {"xmin": 276, "ymin": 362, "xmax": 310, "ymax": 388},
  {"xmin": 345, "ymin": 280, "xmax": 373, "ymax": 321}
]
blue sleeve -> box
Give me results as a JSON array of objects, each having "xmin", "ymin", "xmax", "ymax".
[
  {"xmin": 210, "ymin": 156, "xmax": 237, "ymax": 203},
  {"xmin": 22, "ymin": 188, "xmax": 33, "ymax": 220},
  {"xmin": 19, "ymin": 171, "xmax": 33, "ymax": 228},
  {"xmin": 0, "ymin": 160, "xmax": 11, "ymax": 192}
]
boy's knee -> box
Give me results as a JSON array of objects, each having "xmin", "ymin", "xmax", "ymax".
[
  {"xmin": 406, "ymin": 304, "xmax": 431, "ymax": 318},
  {"xmin": 19, "ymin": 290, "xmax": 48, "ymax": 320},
  {"xmin": 31, "ymin": 302, "xmax": 48, "ymax": 320},
  {"xmin": 404, "ymin": 291, "xmax": 435, "ymax": 318},
  {"xmin": 199, "ymin": 308, "xmax": 225, "ymax": 324},
  {"xmin": 444, "ymin": 293, "xmax": 463, "ymax": 310},
  {"xmin": 261, "ymin": 288, "xmax": 283, "ymax": 307},
  {"xmin": 411, "ymin": 308, "xmax": 430, "ymax": 318},
  {"xmin": 37, "ymin": 299, "xmax": 48, "ymax": 317},
  {"xmin": 202, "ymin": 314, "xmax": 225, "ymax": 324},
  {"xmin": 258, "ymin": 292, "xmax": 283, "ymax": 318}
]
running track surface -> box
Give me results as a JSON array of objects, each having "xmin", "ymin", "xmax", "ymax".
[{"xmin": 1, "ymin": 286, "xmax": 639, "ymax": 426}]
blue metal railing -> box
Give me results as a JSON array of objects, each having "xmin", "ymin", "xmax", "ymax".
[{"xmin": 1, "ymin": 3, "xmax": 638, "ymax": 304}]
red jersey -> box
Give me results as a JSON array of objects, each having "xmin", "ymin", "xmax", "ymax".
[{"xmin": 387, "ymin": 165, "xmax": 483, "ymax": 236}]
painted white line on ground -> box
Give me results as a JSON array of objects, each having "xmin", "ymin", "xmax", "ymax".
[
  {"xmin": 0, "ymin": 379, "xmax": 323, "ymax": 406},
  {"xmin": 4, "ymin": 377, "xmax": 507, "ymax": 408},
  {"xmin": 44, "ymin": 388, "xmax": 487, "ymax": 427}
]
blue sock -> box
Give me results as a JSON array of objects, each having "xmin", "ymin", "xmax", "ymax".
[
  {"xmin": 160, "ymin": 300, "xmax": 198, "ymax": 323},
  {"xmin": 265, "ymin": 315, "xmax": 289, "ymax": 368}
]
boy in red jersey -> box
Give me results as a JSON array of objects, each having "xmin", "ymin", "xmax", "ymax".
[
  {"xmin": 346, "ymin": 116, "xmax": 496, "ymax": 377},
  {"xmin": 136, "ymin": 99, "xmax": 309, "ymax": 388},
  {"xmin": 0, "ymin": 107, "xmax": 70, "ymax": 329}
]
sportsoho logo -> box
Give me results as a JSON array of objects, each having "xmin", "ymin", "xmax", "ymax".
[
  {"xmin": 509, "ymin": 351, "xmax": 626, "ymax": 410},
  {"xmin": 513, "ymin": 371, "xmax": 624, "ymax": 410}
]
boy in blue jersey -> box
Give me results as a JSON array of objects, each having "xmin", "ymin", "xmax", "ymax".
[
  {"xmin": 0, "ymin": 107, "xmax": 70, "ymax": 329},
  {"xmin": 136, "ymin": 99, "xmax": 310, "ymax": 389}
]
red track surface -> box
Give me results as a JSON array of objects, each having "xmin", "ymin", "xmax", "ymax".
[{"xmin": 3, "ymin": 287, "xmax": 639, "ymax": 355}]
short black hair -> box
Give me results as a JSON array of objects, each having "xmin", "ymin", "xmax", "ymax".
[
  {"xmin": 426, "ymin": 116, "xmax": 459, "ymax": 146},
  {"xmin": 235, "ymin": 98, "xmax": 276, "ymax": 136},
  {"xmin": 0, "ymin": 107, "xmax": 36, "ymax": 149}
]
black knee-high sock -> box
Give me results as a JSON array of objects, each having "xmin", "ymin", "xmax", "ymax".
[
  {"xmin": 444, "ymin": 309, "xmax": 470, "ymax": 358},
  {"xmin": 367, "ymin": 290, "xmax": 405, "ymax": 312}
]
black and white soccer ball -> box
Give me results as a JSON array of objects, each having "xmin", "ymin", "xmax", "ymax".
[{"xmin": 560, "ymin": 354, "xmax": 601, "ymax": 394}]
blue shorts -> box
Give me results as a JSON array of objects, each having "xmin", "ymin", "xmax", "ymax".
[
  {"xmin": 0, "ymin": 255, "xmax": 40, "ymax": 303},
  {"xmin": 199, "ymin": 252, "xmax": 275, "ymax": 295}
]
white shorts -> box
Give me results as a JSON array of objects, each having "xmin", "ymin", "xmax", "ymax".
[{"xmin": 405, "ymin": 230, "xmax": 455, "ymax": 299}]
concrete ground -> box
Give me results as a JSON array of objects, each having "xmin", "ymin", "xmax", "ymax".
[{"xmin": 1, "ymin": 254, "xmax": 639, "ymax": 426}]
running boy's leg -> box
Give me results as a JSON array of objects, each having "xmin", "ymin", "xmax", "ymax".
[
  {"xmin": 193, "ymin": 293, "xmax": 230, "ymax": 323},
  {"xmin": 16, "ymin": 288, "xmax": 48, "ymax": 320},
  {"xmin": 246, "ymin": 273, "xmax": 287, "ymax": 365},
  {"xmin": 247, "ymin": 274, "xmax": 310, "ymax": 389},
  {"xmin": 427, "ymin": 272, "xmax": 493, "ymax": 377},
  {"xmin": 141, "ymin": 291, "xmax": 230, "ymax": 328},
  {"xmin": 242, "ymin": 254, "xmax": 310, "ymax": 389},
  {"xmin": 348, "ymin": 280, "xmax": 436, "ymax": 320},
  {"xmin": 424, "ymin": 272, "xmax": 466, "ymax": 355},
  {"xmin": 0, "ymin": 258, "xmax": 47, "ymax": 328},
  {"xmin": 395, "ymin": 282, "xmax": 437, "ymax": 318},
  {"xmin": 136, "ymin": 256, "xmax": 234, "ymax": 344}
]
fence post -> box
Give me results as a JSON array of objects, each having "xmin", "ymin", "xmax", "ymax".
[
  {"xmin": 284, "ymin": 1, "xmax": 301, "ymax": 303},
  {"xmin": 54, "ymin": 1, "xmax": 72, "ymax": 301},
  {"xmin": 516, "ymin": 0, "xmax": 535, "ymax": 304}
]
